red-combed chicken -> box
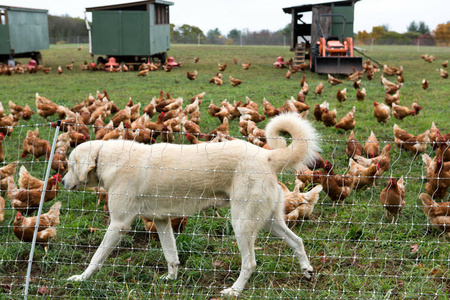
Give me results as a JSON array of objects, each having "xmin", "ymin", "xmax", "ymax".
[
  {"xmin": 281, "ymin": 180, "xmax": 323, "ymax": 225},
  {"xmin": 230, "ymin": 75, "xmax": 243, "ymax": 87},
  {"xmin": 420, "ymin": 193, "xmax": 450, "ymax": 241},
  {"xmin": 364, "ymin": 131, "xmax": 380, "ymax": 158},
  {"xmin": 9, "ymin": 101, "xmax": 35, "ymax": 120},
  {"xmin": 186, "ymin": 70, "xmax": 197, "ymax": 80},
  {"xmin": 346, "ymin": 130, "xmax": 363, "ymax": 159},
  {"xmin": 392, "ymin": 103, "xmax": 415, "ymax": 120},
  {"xmin": 140, "ymin": 216, "xmax": 188, "ymax": 240},
  {"xmin": 335, "ymin": 106, "xmax": 355, "ymax": 131},
  {"xmin": 51, "ymin": 144, "xmax": 69, "ymax": 173},
  {"xmin": 380, "ymin": 177, "xmax": 406, "ymax": 224},
  {"xmin": 373, "ymin": 101, "xmax": 391, "ymax": 123},
  {"xmin": 262, "ymin": 98, "xmax": 279, "ymax": 117},
  {"xmin": 8, "ymin": 175, "xmax": 62, "ymax": 214},
  {"xmin": 13, "ymin": 201, "xmax": 61, "ymax": 253},
  {"xmin": 355, "ymin": 144, "xmax": 391, "ymax": 177}
]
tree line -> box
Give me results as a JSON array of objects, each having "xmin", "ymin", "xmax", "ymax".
[{"xmin": 356, "ymin": 21, "xmax": 450, "ymax": 46}]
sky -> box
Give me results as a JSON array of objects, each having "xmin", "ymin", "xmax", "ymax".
[{"xmin": 2, "ymin": 0, "xmax": 449, "ymax": 35}]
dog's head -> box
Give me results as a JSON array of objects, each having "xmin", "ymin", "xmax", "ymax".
[{"xmin": 62, "ymin": 141, "xmax": 101, "ymax": 190}]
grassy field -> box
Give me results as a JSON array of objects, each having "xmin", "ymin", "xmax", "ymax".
[{"xmin": 0, "ymin": 43, "xmax": 449, "ymax": 299}]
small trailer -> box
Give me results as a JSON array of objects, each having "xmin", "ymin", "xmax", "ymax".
[
  {"xmin": 85, "ymin": 0, "xmax": 174, "ymax": 65},
  {"xmin": 0, "ymin": 5, "xmax": 49, "ymax": 65}
]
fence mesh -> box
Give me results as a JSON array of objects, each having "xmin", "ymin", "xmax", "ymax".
[{"xmin": 0, "ymin": 94, "xmax": 449, "ymax": 299}]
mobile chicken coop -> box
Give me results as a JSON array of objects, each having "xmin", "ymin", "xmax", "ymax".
[
  {"xmin": 85, "ymin": 0, "xmax": 173, "ymax": 65},
  {"xmin": 0, "ymin": 5, "xmax": 49, "ymax": 64},
  {"xmin": 283, "ymin": 0, "xmax": 362, "ymax": 74}
]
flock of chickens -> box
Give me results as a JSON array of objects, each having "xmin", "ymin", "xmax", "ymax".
[{"xmin": 0, "ymin": 52, "xmax": 449, "ymax": 255}]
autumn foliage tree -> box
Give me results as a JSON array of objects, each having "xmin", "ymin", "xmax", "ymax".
[{"xmin": 433, "ymin": 22, "xmax": 450, "ymax": 46}]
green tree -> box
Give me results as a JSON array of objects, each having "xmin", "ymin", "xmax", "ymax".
[
  {"xmin": 407, "ymin": 21, "xmax": 418, "ymax": 32},
  {"xmin": 418, "ymin": 22, "xmax": 430, "ymax": 34},
  {"xmin": 227, "ymin": 29, "xmax": 241, "ymax": 40},
  {"xmin": 177, "ymin": 24, "xmax": 205, "ymax": 43},
  {"xmin": 207, "ymin": 28, "xmax": 223, "ymax": 44}
]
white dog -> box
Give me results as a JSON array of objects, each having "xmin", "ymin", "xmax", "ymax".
[{"xmin": 62, "ymin": 113, "xmax": 319, "ymax": 297}]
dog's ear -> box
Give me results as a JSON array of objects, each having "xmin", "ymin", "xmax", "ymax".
[{"xmin": 75, "ymin": 146, "xmax": 98, "ymax": 182}]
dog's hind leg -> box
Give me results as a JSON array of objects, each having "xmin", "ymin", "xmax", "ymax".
[
  {"xmin": 154, "ymin": 218, "xmax": 180, "ymax": 280},
  {"xmin": 68, "ymin": 211, "xmax": 137, "ymax": 281},
  {"xmin": 264, "ymin": 195, "xmax": 314, "ymax": 281}
]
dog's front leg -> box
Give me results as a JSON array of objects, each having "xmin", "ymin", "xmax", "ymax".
[
  {"xmin": 154, "ymin": 218, "xmax": 180, "ymax": 280},
  {"xmin": 68, "ymin": 217, "xmax": 133, "ymax": 281}
]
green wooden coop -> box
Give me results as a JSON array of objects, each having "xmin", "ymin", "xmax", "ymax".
[
  {"xmin": 85, "ymin": 0, "xmax": 174, "ymax": 65},
  {"xmin": 0, "ymin": 5, "xmax": 49, "ymax": 64}
]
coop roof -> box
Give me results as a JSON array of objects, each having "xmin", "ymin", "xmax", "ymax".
[
  {"xmin": 283, "ymin": 0, "xmax": 359, "ymax": 14},
  {"xmin": 86, "ymin": 0, "xmax": 173, "ymax": 12},
  {"xmin": 0, "ymin": 5, "xmax": 48, "ymax": 13}
]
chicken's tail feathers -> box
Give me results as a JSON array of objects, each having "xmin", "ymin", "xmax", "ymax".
[{"xmin": 265, "ymin": 112, "xmax": 320, "ymax": 172}]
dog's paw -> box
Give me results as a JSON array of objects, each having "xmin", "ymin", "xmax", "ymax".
[
  {"xmin": 302, "ymin": 266, "xmax": 315, "ymax": 281},
  {"xmin": 160, "ymin": 273, "xmax": 177, "ymax": 281},
  {"xmin": 220, "ymin": 287, "xmax": 241, "ymax": 297},
  {"xmin": 67, "ymin": 274, "xmax": 84, "ymax": 281}
]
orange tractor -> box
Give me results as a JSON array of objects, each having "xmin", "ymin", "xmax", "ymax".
[{"xmin": 310, "ymin": 14, "xmax": 362, "ymax": 74}]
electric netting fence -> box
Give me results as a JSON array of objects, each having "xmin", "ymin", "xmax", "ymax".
[{"xmin": 0, "ymin": 121, "xmax": 449, "ymax": 299}]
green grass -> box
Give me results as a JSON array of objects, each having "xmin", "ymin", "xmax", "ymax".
[{"xmin": 0, "ymin": 43, "xmax": 449, "ymax": 299}]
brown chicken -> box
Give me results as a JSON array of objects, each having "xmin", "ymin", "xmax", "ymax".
[
  {"xmin": 51, "ymin": 144, "xmax": 69, "ymax": 173},
  {"xmin": 262, "ymin": 98, "xmax": 279, "ymax": 117},
  {"xmin": 237, "ymin": 107, "xmax": 266, "ymax": 123},
  {"xmin": 300, "ymin": 82, "xmax": 309, "ymax": 95},
  {"xmin": 420, "ymin": 193, "xmax": 450, "ymax": 240},
  {"xmin": 242, "ymin": 62, "xmax": 252, "ymax": 70},
  {"xmin": 384, "ymin": 91, "xmax": 400, "ymax": 106},
  {"xmin": 13, "ymin": 201, "xmax": 61, "ymax": 252},
  {"xmin": 421, "ymin": 78, "xmax": 429, "ymax": 90},
  {"xmin": 206, "ymin": 117, "xmax": 230, "ymax": 141},
  {"xmin": 373, "ymin": 101, "xmax": 391, "ymax": 123},
  {"xmin": 140, "ymin": 216, "xmax": 188, "ymax": 240},
  {"xmin": 440, "ymin": 68, "xmax": 448, "ymax": 79},
  {"xmin": 18, "ymin": 165, "xmax": 49, "ymax": 190},
  {"xmin": 313, "ymin": 101, "xmax": 329, "ymax": 121},
  {"xmin": 296, "ymin": 164, "xmax": 322, "ymax": 187},
  {"xmin": 363, "ymin": 131, "xmax": 380, "ymax": 158},
  {"xmin": 356, "ymin": 88, "xmax": 366, "ymax": 101},
  {"xmin": 68, "ymin": 125, "xmax": 89, "ymax": 147},
  {"xmin": 21, "ymin": 130, "xmax": 51, "ymax": 160},
  {"xmin": 8, "ymin": 175, "xmax": 62, "ymax": 214},
  {"xmin": 35, "ymin": 93, "xmax": 58, "ymax": 119},
  {"xmin": 435, "ymin": 134, "xmax": 450, "ymax": 162},
  {"xmin": 380, "ymin": 177, "xmax": 406, "ymax": 224},
  {"xmin": 218, "ymin": 63, "xmax": 227, "ymax": 72},
  {"xmin": 321, "ymin": 108, "xmax": 337, "ymax": 127},
  {"xmin": 348, "ymin": 158, "xmax": 378, "ymax": 190},
  {"xmin": 327, "ymin": 74, "xmax": 343, "ymax": 85},
  {"xmin": 229, "ymin": 75, "xmax": 243, "ymax": 87},
  {"xmin": 281, "ymin": 181, "xmax": 323, "ymax": 224},
  {"xmin": 336, "ymin": 88, "xmax": 347, "ymax": 103},
  {"xmin": 321, "ymin": 160, "xmax": 353, "ymax": 207},
  {"xmin": 353, "ymin": 79, "xmax": 361, "ymax": 89},
  {"xmin": 425, "ymin": 155, "xmax": 450, "ymax": 199},
  {"xmin": 335, "ymin": 106, "xmax": 355, "ymax": 131},
  {"xmin": 186, "ymin": 70, "xmax": 197, "ymax": 80},
  {"xmin": 392, "ymin": 103, "xmax": 415, "ymax": 120},
  {"xmin": 355, "ymin": 144, "xmax": 391, "ymax": 177},
  {"xmin": 314, "ymin": 82, "xmax": 324, "ymax": 95},
  {"xmin": 0, "ymin": 114, "xmax": 14, "ymax": 136},
  {"xmin": 346, "ymin": 130, "xmax": 363, "ymax": 159},
  {"xmin": 9, "ymin": 101, "xmax": 35, "ymax": 120}
]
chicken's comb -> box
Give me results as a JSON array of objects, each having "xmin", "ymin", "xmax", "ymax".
[{"xmin": 0, "ymin": 132, "xmax": 4, "ymax": 139}]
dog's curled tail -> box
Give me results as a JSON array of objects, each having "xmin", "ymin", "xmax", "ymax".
[{"xmin": 265, "ymin": 112, "xmax": 320, "ymax": 172}]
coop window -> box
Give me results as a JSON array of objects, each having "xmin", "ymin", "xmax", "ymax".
[{"xmin": 154, "ymin": 4, "xmax": 169, "ymax": 24}]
